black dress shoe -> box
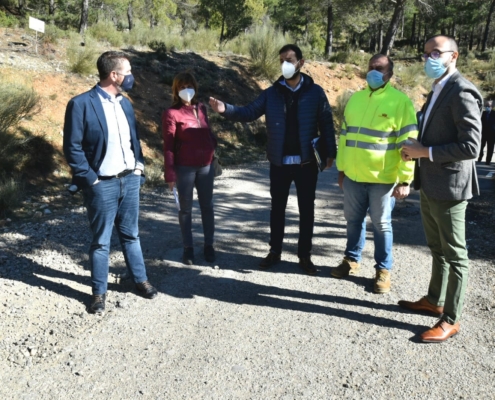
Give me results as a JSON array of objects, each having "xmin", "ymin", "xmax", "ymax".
[
  {"xmin": 182, "ymin": 247, "xmax": 194, "ymax": 265},
  {"xmin": 259, "ymin": 252, "xmax": 281, "ymax": 269},
  {"xmin": 136, "ymin": 281, "xmax": 158, "ymax": 299},
  {"xmin": 299, "ymin": 256, "xmax": 317, "ymax": 275},
  {"xmin": 204, "ymin": 245, "xmax": 216, "ymax": 262},
  {"xmin": 89, "ymin": 294, "xmax": 106, "ymax": 314}
]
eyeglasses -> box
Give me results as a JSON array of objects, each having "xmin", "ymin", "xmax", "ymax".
[{"xmin": 422, "ymin": 50, "xmax": 453, "ymax": 61}]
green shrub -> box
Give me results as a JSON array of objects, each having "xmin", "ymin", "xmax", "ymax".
[
  {"xmin": 247, "ymin": 25, "xmax": 287, "ymax": 81},
  {"xmin": 148, "ymin": 40, "xmax": 168, "ymax": 60},
  {"xmin": 88, "ymin": 20, "xmax": 123, "ymax": 47},
  {"xmin": 223, "ymin": 35, "xmax": 249, "ymax": 55},
  {"xmin": 42, "ymin": 24, "xmax": 66, "ymax": 45},
  {"xmin": 0, "ymin": 10, "xmax": 18, "ymax": 28},
  {"xmin": 182, "ymin": 28, "xmax": 219, "ymax": 52},
  {"xmin": 67, "ymin": 35, "xmax": 99, "ymax": 75},
  {"xmin": 143, "ymin": 161, "xmax": 165, "ymax": 188},
  {"xmin": 0, "ymin": 176, "xmax": 23, "ymax": 217},
  {"xmin": 333, "ymin": 90, "xmax": 354, "ymax": 133},
  {"xmin": 0, "ymin": 81, "xmax": 39, "ymax": 133},
  {"xmin": 329, "ymin": 51, "xmax": 368, "ymax": 66},
  {"xmin": 394, "ymin": 61, "xmax": 427, "ymax": 90}
]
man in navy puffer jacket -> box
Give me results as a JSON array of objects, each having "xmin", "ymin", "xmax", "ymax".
[{"xmin": 209, "ymin": 44, "xmax": 336, "ymax": 274}]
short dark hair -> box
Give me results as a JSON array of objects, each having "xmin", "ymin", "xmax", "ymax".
[
  {"xmin": 426, "ymin": 35, "xmax": 459, "ymax": 52},
  {"xmin": 97, "ymin": 51, "xmax": 129, "ymax": 80},
  {"xmin": 279, "ymin": 44, "xmax": 303, "ymax": 60},
  {"xmin": 370, "ymin": 54, "xmax": 394, "ymax": 73}
]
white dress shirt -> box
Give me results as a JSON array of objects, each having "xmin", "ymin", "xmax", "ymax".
[
  {"xmin": 96, "ymin": 84, "xmax": 142, "ymax": 177},
  {"xmin": 422, "ymin": 69, "xmax": 456, "ymax": 161}
]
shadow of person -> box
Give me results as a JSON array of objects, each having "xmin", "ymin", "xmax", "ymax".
[{"xmin": 159, "ymin": 256, "xmax": 430, "ymax": 335}]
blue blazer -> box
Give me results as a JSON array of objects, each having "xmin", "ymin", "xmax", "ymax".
[{"xmin": 63, "ymin": 86, "xmax": 144, "ymax": 189}]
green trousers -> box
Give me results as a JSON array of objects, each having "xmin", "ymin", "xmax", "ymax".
[{"xmin": 420, "ymin": 189, "xmax": 469, "ymax": 324}]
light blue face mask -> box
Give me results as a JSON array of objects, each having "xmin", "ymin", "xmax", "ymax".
[
  {"xmin": 424, "ymin": 57, "xmax": 447, "ymax": 79},
  {"xmin": 366, "ymin": 70, "xmax": 387, "ymax": 90}
]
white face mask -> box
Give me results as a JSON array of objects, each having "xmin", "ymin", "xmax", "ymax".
[
  {"xmin": 281, "ymin": 61, "xmax": 299, "ymax": 80},
  {"xmin": 178, "ymin": 88, "xmax": 195, "ymax": 103}
]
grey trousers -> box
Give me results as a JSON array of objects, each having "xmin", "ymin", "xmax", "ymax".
[{"xmin": 176, "ymin": 164, "xmax": 215, "ymax": 248}]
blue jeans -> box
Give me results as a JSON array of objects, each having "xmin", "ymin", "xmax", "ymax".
[
  {"xmin": 176, "ymin": 164, "xmax": 215, "ymax": 248},
  {"xmin": 82, "ymin": 173, "xmax": 148, "ymax": 295},
  {"xmin": 343, "ymin": 177, "xmax": 395, "ymax": 270}
]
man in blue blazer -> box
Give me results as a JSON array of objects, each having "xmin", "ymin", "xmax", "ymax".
[
  {"xmin": 63, "ymin": 51, "xmax": 157, "ymax": 314},
  {"xmin": 400, "ymin": 36, "xmax": 482, "ymax": 342}
]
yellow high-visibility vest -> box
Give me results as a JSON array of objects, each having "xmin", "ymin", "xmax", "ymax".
[{"xmin": 336, "ymin": 82, "xmax": 418, "ymax": 184}]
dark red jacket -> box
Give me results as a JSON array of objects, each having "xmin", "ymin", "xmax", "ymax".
[{"xmin": 162, "ymin": 102, "xmax": 217, "ymax": 182}]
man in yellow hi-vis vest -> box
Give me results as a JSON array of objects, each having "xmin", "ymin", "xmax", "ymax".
[{"xmin": 332, "ymin": 54, "xmax": 418, "ymax": 294}]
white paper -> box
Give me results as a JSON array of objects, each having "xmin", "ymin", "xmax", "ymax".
[{"xmin": 172, "ymin": 187, "xmax": 180, "ymax": 211}]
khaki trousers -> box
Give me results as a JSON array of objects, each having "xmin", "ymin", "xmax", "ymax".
[{"xmin": 420, "ymin": 189, "xmax": 469, "ymax": 324}]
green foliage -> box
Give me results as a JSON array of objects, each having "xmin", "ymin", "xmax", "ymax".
[
  {"xmin": 182, "ymin": 28, "xmax": 219, "ymax": 52},
  {"xmin": 67, "ymin": 35, "xmax": 99, "ymax": 75},
  {"xmin": 0, "ymin": 81, "xmax": 40, "ymax": 133},
  {"xmin": 88, "ymin": 20, "xmax": 124, "ymax": 47},
  {"xmin": 199, "ymin": 0, "xmax": 253, "ymax": 41},
  {"xmin": 329, "ymin": 51, "xmax": 368, "ymax": 66},
  {"xmin": 143, "ymin": 160, "xmax": 165, "ymax": 187},
  {"xmin": 0, "ymin": 10, "xmax": 18, "ymax": 28},
  {"xmin": 247, "ymin": 25, "xmax": 287, "ymax": 81},
  {"xmin": 42, "ymin": 24, "xmax": 67, "ymax": 45},
  {"xmin": 333, "ymin": 90, "xmax": 354, "ymax": 133},
  {"xmin": 149, "ymin": 40, "xmax": 168, "ymax": 59},
  {"xmin": 0, "ymin": 176, "xmax": 23, "ymax": 218},
  {"xmin": 394, "ymin": 62, "xmax": 426, "ymax": 90}
]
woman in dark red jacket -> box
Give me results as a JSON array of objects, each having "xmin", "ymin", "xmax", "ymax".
[{"xmin": 162, "ymin": 72, "xmax": 217, "ymax": 265}]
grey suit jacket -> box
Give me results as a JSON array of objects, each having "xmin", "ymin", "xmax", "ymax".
[{"xmin": 414, "ymin": 71, "xmax": 482, "ymax": 201}]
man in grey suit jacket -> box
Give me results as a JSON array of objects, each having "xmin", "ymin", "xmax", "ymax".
[
  {"xmin": 64, "ymin": 51, "xmax": 157, "ymax": 314},
  {"xmin": 399, "ymin": 35, "xmax": 482, "ymax": 343}
]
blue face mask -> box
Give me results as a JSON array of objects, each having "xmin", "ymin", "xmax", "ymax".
[
  {"xmin": 366, "ymin": 70, "xmax": 387, "ymax": 90},
  {"xmin": 424, "ymin": 57, "xmax": 447, "ymax": 79},
  {"xmin": 120, "ymin": 73, "xmax": 135, "ymax": 91}
]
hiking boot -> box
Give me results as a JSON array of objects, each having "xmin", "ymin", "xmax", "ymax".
[
  {"xmin": 204, "ymin": 245, "xmax": 216, "ymax": 263},
  {"xmin": 299, "ymin": 256, "xmax": 317, "ymax": 275},
  {"xmin": 136, "ymin": 281, "xmax": 158, "ymax": 299},
  {"xmin": 331, "ymin": 258, "xmax": 360, "ymax": 278},
  {"xmin": 259, "ymin": 252, "xmax": 281, "ymax": 269},
  {"xmin": 182, "ymin": 247, "xmax": 194, "ymax": 265},
  {"xmin": 374, "ymin": 269, "xmax": 391, "ymax": 294},
  {"xmin": 89, "ymin": 294, "xmax": 106, "ymax": 314}
]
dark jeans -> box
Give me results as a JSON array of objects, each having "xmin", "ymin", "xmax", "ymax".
[
  {"xmin": 269, "ymin": 162, "xmax": 318, "ymax": 258},
  {"xmin": 176, "ymin": 164, "xmax": 215, "ymax": 248},
  {"xmin": 478, "ymin": 133, "xmax": 494, "ymax": 164},
  {"xmin": 82, "ymin": 173, "xmax": 148, "ymax": 295}
]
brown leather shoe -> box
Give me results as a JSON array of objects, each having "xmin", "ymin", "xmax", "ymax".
[
  {"xmin": 420, "ymin": 320, "xmax": 460, "ymax": 343},
  {"xmin": 398, "ymin": 296, "xmax": 444, "ymax": 317}
]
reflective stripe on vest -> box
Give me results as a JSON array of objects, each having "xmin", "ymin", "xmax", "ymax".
[{"xmin": 343, "ymin": 123, "xmax": 418, "ymax": 138}]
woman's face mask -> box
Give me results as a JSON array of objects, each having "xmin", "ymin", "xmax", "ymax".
[{"xmin": 179, "ymin": 88, "xmax": 195, "ymax": 103}]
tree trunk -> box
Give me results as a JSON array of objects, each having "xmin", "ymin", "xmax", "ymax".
[
  {"xmin": 127, "ymin": 2, "xmax": 133, "ymax": 30},
  {"xmin": 79, "ymin": 0, "xmax": 89, "ymax": 34},
  {"xmin": 482, "ymin": 0, "xmax": 495, "ymax": 51},
  {"xmin": 220, "ymin": 12, "xmax": 225, "ymax": 42},
  {"xmin": 469, "ymin": 26, "xmax": 474, "ymax": 50},
  {"xmin": 49, "ymin": 0, "xmax": 55, "ymax": 16},
  {"xmin": 324, "ymin": 2, "xmax": 334, "ymax": 57},
  {"xmin": 380, "ymin": 0, "xmax": 407, "ymax": 55},
  {"xmin": 378, "ymin": 22, "xmax": 383, "ymax": 52},
  {"xmin": 410, "ymin": 13, "xmax": 416, "ymax": 46}
]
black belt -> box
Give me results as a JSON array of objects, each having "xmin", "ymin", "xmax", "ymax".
[{"xmin": 98, "ymin": 169, "xmax": 133, "ymax": 180}]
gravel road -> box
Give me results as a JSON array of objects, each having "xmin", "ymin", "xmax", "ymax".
[{"xmin": 1, "ymin": 162, "xmax": 494, "ymax": 399}]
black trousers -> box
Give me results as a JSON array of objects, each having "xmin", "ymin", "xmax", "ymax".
[
  {"xmin": 478, "ymin": 132, "xmax": 494, "ymax": 164},
  {"xmin": 269, "ymin": 162, "xmax": 318, "ymax": 258}
]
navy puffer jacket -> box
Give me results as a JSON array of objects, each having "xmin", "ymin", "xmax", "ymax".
[{"xmin": 222, "ymin": 73, "xmax": 336, "ymax": 166}]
